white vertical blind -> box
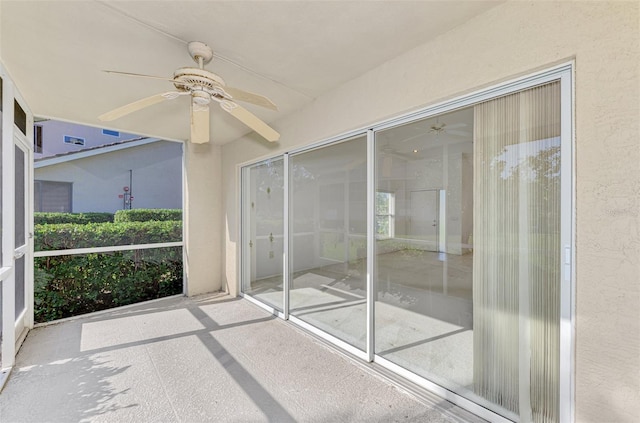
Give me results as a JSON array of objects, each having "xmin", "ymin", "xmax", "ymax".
[{"xmin": 473, "ymin": 81, "xmax": 561, "ymax": 422}]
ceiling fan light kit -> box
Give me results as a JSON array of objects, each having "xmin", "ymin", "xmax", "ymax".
[{"xmin": 99, "ymin": 41, "xmax": 280, "ymax": 144}]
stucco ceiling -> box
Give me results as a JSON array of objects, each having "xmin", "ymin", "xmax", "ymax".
[{"xmin": 1, "ymin": 1, "xmax": 501, "ymax": 145}]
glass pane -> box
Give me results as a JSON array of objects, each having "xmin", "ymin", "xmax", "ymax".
[
  {"xmin": 15, "ymin": 256, "xmax": 25, "ymax": 318},
  {"xmin": 34, "ymin": 247, "xmax": 183, "ymax": 323},
  {"xmin": 241, "ymin": 159, "xmax": 284, "ymax": 310},
  {"xmin": 375, "ymin": 107, "xmax": 480, "ymax": 407},
  {"xmin": 375, "ymin": 81, "xmax": 561, "ymax": 421},
  {"xmin": 15, "ymin": 145, "xmax": 25, "ymax": 247},
  {"xmin": 473, "ymin": 82, "xmax": 561, "ymax": 421},
  {"xmin": 290, "ymin": 135, "xmax": 367, "ymax": 350},
  {"xmin": 14, "ymin": 100, "xmax": 27, "ymax": 136}
]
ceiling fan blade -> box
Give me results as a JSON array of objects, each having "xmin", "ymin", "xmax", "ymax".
[
  {"xmin": 190, "ymin": 102, "xmax": 210, "ymax": 144},
  {"xmin": 224, "ymin": 86, "xmax": 278, "ymax": 111},
  {"xmin": 220, "ymin": 101, "xmax": 280, "ymax": 142},
  {"xmin": 103, "ymin": 70, "xmax": 177, "ymax": 83},
  {"xmin": 98, "ymin": 92, "xmax": 185, "ymax": 121}
]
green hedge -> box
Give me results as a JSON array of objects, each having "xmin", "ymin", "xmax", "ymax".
[
  {"xmin": 34, "ymin": 212, "xmax": 114, "ymax": 225},
  {"xmin": 34, "ymin": 209, "xmax": 183, "ymax": 225},
  {"xmin": 34, "ymin": 218, "xmax": 183, "ymax": 323},
  {"xmin": 35, "ymin": 247, "xmax": 182, "ymax": 322},
  {"xmin": 114, "ymin": 209, "xmax": 182, "ymax": 223},
  {"xmin": 35, "ymin": 221, "xmax": 182, "ymax": 251}
]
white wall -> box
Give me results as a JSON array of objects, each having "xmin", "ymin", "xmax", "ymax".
[
  {"xmin": 34, "ymin": 140, "xmax": 182, "ymax": 213},
  {"xmin": 219, "ymin": 2, "xmax": 639, "ymax": 421}
]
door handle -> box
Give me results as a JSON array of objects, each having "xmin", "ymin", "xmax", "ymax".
[{"xmin": 14, "ymin": 251, "xmax": 25, "ymax": 259}]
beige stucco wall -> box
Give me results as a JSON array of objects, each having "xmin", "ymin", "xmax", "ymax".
[
  {"xmin": 184, "ymin": 141, "xmax": 222, "ymax": 297},
  {"xmin": 218, "ymin": 2, "xmax": 639, "ymax": 421}
]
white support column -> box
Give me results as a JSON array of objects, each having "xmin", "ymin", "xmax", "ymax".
[{"xmin": 183, "ymin": 141, "xmax": 222, "ymax": 296}]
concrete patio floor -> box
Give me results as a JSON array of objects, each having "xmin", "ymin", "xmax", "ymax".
[{"xmin": 0, "ymin": 293, "xmax": 485, "ymax": 422}]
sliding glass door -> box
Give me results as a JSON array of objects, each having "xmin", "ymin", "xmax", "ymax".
[
  {"xmin": 289, "ymin": 135, "xmax": 368, "ymax": 351},
  {"xmin": 375, "ymin": 81, "xmax": 562, "ymax": 421},
  {"xmin": 240, "ymin": 69, "xmax": 571, "ymax": 423},
  {"xmin": 241, "ymin": 158, "xmax": 285, "ymax": 311}
]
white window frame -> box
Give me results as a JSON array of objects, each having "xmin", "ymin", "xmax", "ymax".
[
  {"xmin": 63, "ymin": 135, "xmax": 85, "ymax": 146},
  {"xmin": 33, "ymin": 124, "xmax": 43, "ymax": 154}
]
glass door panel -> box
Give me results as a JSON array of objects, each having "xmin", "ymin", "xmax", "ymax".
[
  {"xmin": 375, "ymin": 107, "xmax": 475, "ymax": 399},
  {"xmin": 241, "ymin": 159, "xmax": 284, "ymax": 310},
  {"xmin": 374, "ymin": 81, "xmax": 562, "ymax": 421},
  {"xmin": 289, "ymin": 135, "xmax": 367, "ymax": 350}
]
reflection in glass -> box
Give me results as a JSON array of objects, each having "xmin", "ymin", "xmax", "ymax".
[
  {"xmin": 473, "ymin": 82, "xmax": 561, "ymax": 421},
  {"xmin": 290, "ymin": 136, "xmax": 367, "ymax": 350},
  {"xmin": 241, "ymin": 159, "xmax": 285, "ymax": 310},
  {"xmin": 374, "ymin": 81, "xmax": 561, "ymax": 421},
  {"xmin": 375, "ymin": 107, "xmax": 475, "ymax": 404}
]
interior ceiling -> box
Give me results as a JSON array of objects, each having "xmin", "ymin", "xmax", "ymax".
[{"xmin": 1, "ymin": 1, "xmax": 501, "ymax": 145}]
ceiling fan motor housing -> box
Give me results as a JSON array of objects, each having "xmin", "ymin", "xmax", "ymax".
[
  {"xmin": 187, "ymin": 41, "xmax": 214, "ymax": 65},
  {"xmin": 173, "ymin": 68, "xmax": 226, "ymax": 91}
]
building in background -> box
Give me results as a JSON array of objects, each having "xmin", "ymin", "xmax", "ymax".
[{"xmin": 34, "ymin": 120, "xmax": 182, "ymax": 213}]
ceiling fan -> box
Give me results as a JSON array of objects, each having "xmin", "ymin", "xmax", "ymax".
[
  {"xmin": 99, "ymin": 41, "xmax": 280, "ymax": 144},
  {"xmin": 399, "ymin": 120, "xmax": 471, "ymax": 145},
  {"xmin": 428, "ymin": 121, "xmax": 470, "ymax": 137}
]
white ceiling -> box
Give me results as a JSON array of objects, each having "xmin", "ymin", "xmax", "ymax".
[{"xmin": 1, "ymin": 1, "xmax": 501, "ymax": 145}]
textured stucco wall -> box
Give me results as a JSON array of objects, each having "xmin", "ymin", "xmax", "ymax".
[
  {"xmin": 184, "ymin": 141, "xmax": 222, "ymax": 296},
  {"xmin": 219, "ymin": 2, "xmax": 638, "ymax": 421}
]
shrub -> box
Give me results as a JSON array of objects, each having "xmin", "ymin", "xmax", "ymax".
[
  {"xmin": 35, "ymin": 221, "xmax": 182, "ymax": 251},
  {"xmin": 34, "ymin": 212, "xmax": 114, "ymax": 225},
  {"xmin": 114, "ymin": 208, "xmax": 182, "ymax": 223},
  {"xmin": 35, "ymin": 247, "xmax": 182, "ymax": 323},
  {"xmin": 34, "ymin": 218, "xmax": 183, "ymax": 323}
]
